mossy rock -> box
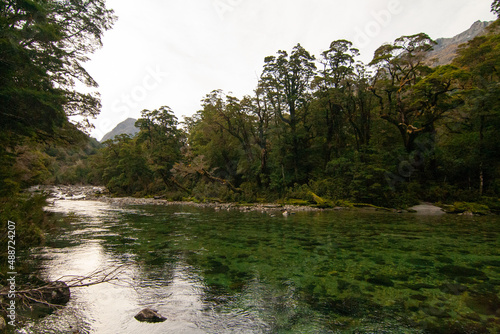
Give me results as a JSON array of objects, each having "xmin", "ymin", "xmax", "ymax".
[
  {"xmin": 439, "ymin": 283, "xmax": 468, "ymax": 295},
  {"xmin": 447, "ymin": 202, "xmax": 490, "ymax": 215}
]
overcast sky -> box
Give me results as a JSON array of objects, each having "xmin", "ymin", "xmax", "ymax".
[{"xmin": 85, "ymin": 0, "xmax": 496, "ymax": 140}]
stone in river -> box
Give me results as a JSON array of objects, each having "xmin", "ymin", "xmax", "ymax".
[{"xmin": 134, "ymin": 308, "xmax": 167, "ymax": 323}]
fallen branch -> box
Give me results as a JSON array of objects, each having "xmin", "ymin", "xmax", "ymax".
[
  {"xmin": 1, "ymin": 262, "xmax": 135, "ymax": 313},
  {"xmin": 200, "ymin": 168, "xmax": 242, "ymax": 193}
]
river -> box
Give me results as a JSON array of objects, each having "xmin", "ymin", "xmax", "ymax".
[{"xmin": 16, "ymin": 199, "xmax": 500, "ymax": 333}]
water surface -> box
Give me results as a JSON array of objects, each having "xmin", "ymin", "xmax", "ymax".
[{"xmin": 18, "ymin": 200, "xmax": 500, "ymax": 333}]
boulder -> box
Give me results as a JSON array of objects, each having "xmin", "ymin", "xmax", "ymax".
[
  {"xmin": 43, "ymin": 281, "xmax": 70, "ymax": 305},
  {"xmin": 134, "ymin": 308, "xmax": 167, "ymax": 323}
]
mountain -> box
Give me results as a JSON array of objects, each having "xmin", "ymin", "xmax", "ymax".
[
  {"xmin": 427, "ymin": 20, "xmax": 492, "ymax": 66},
  {"xmin": 100, "ymin": 118, "xmax": 140, "ymax": 142}
]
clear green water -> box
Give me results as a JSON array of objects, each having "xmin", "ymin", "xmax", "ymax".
[{"xmin": 20, "ymin": 201, "xmax": 500, "ymax": 333}]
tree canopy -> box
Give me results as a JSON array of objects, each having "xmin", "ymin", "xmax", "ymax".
[
  {"xmin": 0, "ymin": 0, "xmax": 116, "ymax": 138},
  {"xmin": 2, "ymin": 1, "xmax": 499, "ymax": 211}
]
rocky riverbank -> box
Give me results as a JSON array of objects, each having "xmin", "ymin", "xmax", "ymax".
[
  {"xmin": 29, "ymin": 185, "xmax": 338, "ymax": 215},
  {"xmin": 30, "ymin": 185, "xmax": 473, "ymax": 216},
  {"xmin": 90, "ymin": 194, "xmax": 331, "ymax": 215},
  {"xmin": 29, "ymin": 185, "xmax": 108, "ymax": 200}
]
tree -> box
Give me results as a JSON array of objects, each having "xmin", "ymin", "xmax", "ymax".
[
  {"xmin": 369, "ymin": 34, "xmax": 461, "ymax": 152},
  {"xmin": 344, "ymin": 64, "xmax": 374, "ymax": 152},
  {"xmin": 135, "ymin": 106, "xmax": 184, "ymax": 189},
  {"xmin": 0, "ymin": 0, "xmax": 116, "ymax": 137},
  {"xmin": 251, "ymin": 86, "xmax": 273, "ymax": 187},
  {"xmin": 450, "ymin": 22, "xmax": 500, "ymax": 195},
  {"xmin": 185, "ymin": 93, "xmax": 245, "ymax": 191},
  {"xmin": 492, "ymin": 0, "xmax": 500, "ymax": 17},
  {"xmin": 260, "ymin": 43, "xmax": 317, "ymax": 183},
  {"xmin": 201, "ymin": 90, "xmax": 256, "ymax": 165},
  {"xmin": 91, "ymin": 134, "xmax": 153, "ymax": 195},
  {"xmin": 313, "ymin": 40, "xmax": 361, "ymax": 165}
]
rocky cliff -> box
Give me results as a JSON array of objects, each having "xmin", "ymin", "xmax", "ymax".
[{"xmin": 428, "ymin": 20, "xmax": 492, "ymax": 66}]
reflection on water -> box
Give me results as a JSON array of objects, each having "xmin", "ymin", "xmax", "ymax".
[{"xmin": 18, "ymin": 200, "xmax": 500, "ymax": 333}]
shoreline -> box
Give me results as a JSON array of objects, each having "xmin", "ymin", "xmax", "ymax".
[
  {"xmin": 32, "ymin": 184, "xmax": 500, "ymax": 216},
  {"xmin": 31, "ymin": 185, "xmax": 448, "ymax": 215},
  {"xmin": 43, "ymin": 186, "xmax": 335, "ymax": 214}
]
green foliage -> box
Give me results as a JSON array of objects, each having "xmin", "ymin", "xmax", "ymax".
[
  {"xmin": 85, "ymin": 25, "xmax": 499, "ymax": 210},
  {"xmin": 480, "ymin": 196, "xmax": 500, "ymax": 213},
  {"xmin": 446, "ymin": 202, "xmax": 491, "ymax": 215},
  {"xmin": 0, "ymin": 194, "xmax": 49, "ymax": 261},
  {"xmin": 283, "ymin": 199, "xmax": 310, "ymax": 206},
  {"xmin": 0, "ymin": 0, "xmax": 116, "ymax": 264},
  {"xmin": 136, "ymin": 106, "xmax": 184, "ymax": 186},
  {"xmin": 0, "ymin": 0, "xmax": 116, "ymax": 137},
  {"xmin": 493, "ymin": 0, "xmax": 500, "ymax": 17},
  {"xmin": 29, "ymin": 12, "xmax": 500, "ymax": 212},
  {"xmin": 90, "ymin": 135, "xmax": 154, "ymax": 196}
]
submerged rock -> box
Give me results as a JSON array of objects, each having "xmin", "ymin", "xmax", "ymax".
[
  {"xmin": 366, "ymin": 275, "xmax": 394, "ymax": 287},
  {"xmin": 439, "ymin": 283, "xmax": 467, "ymax": 295},
  {"xmin": 410, "ymin": 294, "xmax": 428, "ymax": 301},
  {"xmin": 134, "ymin": 308, "xmax": 167, "ymax": 323},
  {"xmin": 404, "ymin": 283, "xmax": 436, "ymax": 291},
  {"xmin": 321, "ymin": 297, "xmax": 375, "ymax": 317},
  {"xmin": 438, "ymin": 265, "xmax": 487, "ymax": 279},
  {"xmin": 466, "ymin": 293, "xmax": 500, "ymax": 315},
  {"xmin": 422, "ymin": 305, "xmax": 451, "ymax": 318}
]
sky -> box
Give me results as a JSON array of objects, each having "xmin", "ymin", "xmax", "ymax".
[{"xmin": 84, "ymin": 0, "xmax": 497, "ymax": 140}]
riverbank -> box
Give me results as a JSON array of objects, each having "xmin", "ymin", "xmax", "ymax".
[
  {"xmin": 31, "ymin": 185, "xmax": 453, "ymax": 215},
  {"xmin": 31, "ymin": 185, "xmax": 500, "ymax": 216},
  {"xmin": 31, "ymin": 185, "xmax": 332, "ymax": 214}
]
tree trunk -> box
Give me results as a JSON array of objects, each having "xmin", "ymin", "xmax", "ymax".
[{"xmin": 479, "ymin": 115, "xmax": 485, "ymax": 196}]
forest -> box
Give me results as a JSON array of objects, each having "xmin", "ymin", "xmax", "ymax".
[
  {"xmin": 89, "ymin": 21, "xmax": 500, "ymax": 210},
  {"xmin": 1, "ymin": 1, "xmax": 500, "ymax": 254}
]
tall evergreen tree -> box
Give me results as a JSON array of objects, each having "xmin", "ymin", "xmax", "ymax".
[{"xmin": 260, "ymin": 44, "xmax": 317, "ymax": 184}]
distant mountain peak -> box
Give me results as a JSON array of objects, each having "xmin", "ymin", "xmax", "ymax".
[
  {"xmin": 100, "ymin": 118, "xmax": 140, "ymax": 142},
  {"xmin": 427, "ymin": 20, "xmax": 493, "ymax": 66}
]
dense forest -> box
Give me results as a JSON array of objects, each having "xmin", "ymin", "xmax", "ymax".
[
  {"xmin": 1, "ymin": 1, "xmax": 500, "ymax": 256},
  {"xmin": 90, "ymin": 17, "xmax": 500, "ymax": 210}
]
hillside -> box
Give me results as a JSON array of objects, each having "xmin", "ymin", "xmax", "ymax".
[
  {"xmin": 428, "ymin": 20, "xmax": 492, "ymax": 66},
  {"xmin": 100, "ymin": 118, "xmax": 139, "ymax": 142}
]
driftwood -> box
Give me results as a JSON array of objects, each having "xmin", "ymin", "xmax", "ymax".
[{"xmin": 1, "ymin": 263, "xmax": 133, "ymax": 311}]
